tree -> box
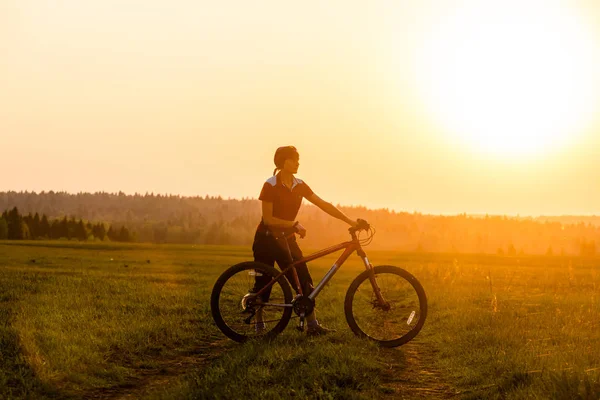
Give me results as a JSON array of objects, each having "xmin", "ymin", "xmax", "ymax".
[
  {"xmin": 40, "ymin": 214, "xmax": 50, "ymax": 238},
  {"xmin": 76, "ymin": 219, "xmax": 87, "ymax": 241},
  {"xmin": 7, "ymin": 207, "xmax": 23, "ymax": 240},
  {"xmin": 68, "ymin": 217, "xmax": 77, "ymax": 239},
  {"xmin": 107, "ymin": 226, "xmax": 115, "ymax": 241},
  {"xmin": 204, "ymin": 222, "xmax": 221, "ymax": 245},
  {"xmin": 0, "ymin": 218, "xmax": 7, "ymax": 240},
  {"xmin": 50, "ymin": 220, "xmax": 60, "ymax": 239},
  {"xmin": 93, "ymin": 223, "xmax": 106, "ymax": 241},
  {"xmin": 118, "ymin": 226, "xmax": 130, "ymax": 242},
  {"xmin": 152, "ymin": 225, "xmax": 168, "ymax": 243},
  {"xmin": 31, "ymin": 212, "xmax": 41, "ymax": 239},
  {"xmin": 21, "ymin": 222, "xmax": 30, "ymax": 240},
  {"xmin": 60, "ymin": 217, "xmax": 69, "ymax": 239}
]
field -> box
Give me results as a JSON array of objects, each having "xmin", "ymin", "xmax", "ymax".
[{"xmin": 1, "ymin": 241, "xmax": 599, "ymax": 399}]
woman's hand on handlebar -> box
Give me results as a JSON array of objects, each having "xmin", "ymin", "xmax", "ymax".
[
  {"xmin": 356, "ymin": 219, "xmax": 370, "ymax": 230},
  {"xmin": 349, "ymin": 218, "xmax": 370, "ymax": 233}
]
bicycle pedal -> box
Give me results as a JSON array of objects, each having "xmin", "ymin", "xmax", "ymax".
[{"xmin": 297, "ymin": 315, "xmax": 305, "ymax": 332}]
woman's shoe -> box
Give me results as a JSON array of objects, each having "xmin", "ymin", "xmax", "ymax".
[{"xmin": 306, "ymin": 324, "xmax": 336, "ymax": 336}]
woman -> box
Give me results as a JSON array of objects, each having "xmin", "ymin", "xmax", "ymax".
[{"xmin": 251, "ymin": 146, "xmax": 358, "ymax": 335}]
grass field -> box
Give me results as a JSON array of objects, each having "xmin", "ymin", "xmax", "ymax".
[{"xmin": 1, "ymin": 240, "xmax": 599, "ymax": 399}]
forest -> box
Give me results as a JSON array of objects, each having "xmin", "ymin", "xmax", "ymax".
[
  {"xmin": 0, "ymin": 207, "xmax": 132, "ymax": 242},
  {"xmin": 0, "ymin": 191, "xmax": 598, "ymax": 255}
]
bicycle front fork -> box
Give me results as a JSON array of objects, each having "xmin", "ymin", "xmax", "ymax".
[{"xmin": 361, "ymin": 255, "xmax": 389, "ymax": 309}]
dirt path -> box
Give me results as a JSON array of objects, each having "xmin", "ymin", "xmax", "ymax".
[
  {"xmin": 380, "ymin": 342, "xmax": 459, "ymax": 399},
  {"xmin": 80, "ymin": 341, "xmax": 227, "ymax": 400},
  {"xmin": 78, "ymin": 339, "xmax": 456, "ymax": 399}
]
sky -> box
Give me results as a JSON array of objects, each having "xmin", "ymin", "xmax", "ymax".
[{"xmin": 2, "ymin": 0, "xmax": 600, "ymax": 216}]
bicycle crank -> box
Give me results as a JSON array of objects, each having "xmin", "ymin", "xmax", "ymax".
[{"xmin": 292, "ymin": 295, "xmax": 315, "ymax": 317}]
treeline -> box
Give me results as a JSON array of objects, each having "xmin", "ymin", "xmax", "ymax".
[
  {"xmin": 0, "ymin": 191, "xmax": 599, "ymax": 255},
  {"xmin": 0, "ymin": 191, "xmax": 260, "ymax": 246},
  {"xmin": 0, "ymin": 207, "xmax": 132, "ymax": 242}
]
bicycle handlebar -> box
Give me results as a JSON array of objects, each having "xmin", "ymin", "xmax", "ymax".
[
  {"xmin": 349, "ymin": 218, "xmax": 370, "ymax": 234},
  {"xmin": 277, "ymin": 218, "xmax": 370, "ymax": 240}
]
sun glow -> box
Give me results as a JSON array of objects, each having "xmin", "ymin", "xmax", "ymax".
[{"xmin": 413, "ymin": 1, "xmax": 599, "ymax": 158}]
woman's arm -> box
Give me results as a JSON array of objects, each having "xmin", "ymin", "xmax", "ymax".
[{"xmin": 305, "ymin": 193, "xmax": 357, "ymax": 226}]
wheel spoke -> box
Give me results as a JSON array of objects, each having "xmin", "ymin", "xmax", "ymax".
[
  {"xmin": 346, "ymin": 266, "xmax": 426, "ymax": 346},
  {"xmin": 215, "ymin": 265, "xmax": 289, "ymax": 340}
]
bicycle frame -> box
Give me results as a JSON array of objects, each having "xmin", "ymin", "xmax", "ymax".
[{"xmin": 253, "ymin": 231, "xmax": 387, "ymax": 306}]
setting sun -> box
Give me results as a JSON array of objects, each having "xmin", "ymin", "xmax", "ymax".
[
  {"xmin": 3, "ymin": 0, "xmax": 600, "ymax": 215},
  {"xmin": 413, "ymin": 1, "xmax": 599, "ymax": 158}
]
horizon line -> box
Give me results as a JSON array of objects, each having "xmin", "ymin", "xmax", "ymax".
[{"xmin": 1, "ymin": 189, "xmax": 598, "ymax": 219}]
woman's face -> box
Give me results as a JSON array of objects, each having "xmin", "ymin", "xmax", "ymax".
[{"xmin": 283, "ymin": 155, "xmax": 300, "ymax": 174}]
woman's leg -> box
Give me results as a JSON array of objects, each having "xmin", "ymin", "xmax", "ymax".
[
  {"xmin": 252, "ymin": 231, "xmax": 276, "ymax": 302},
  {"xmin": 251, "ymin": 231, "xmax": 277, "ymax": 330},
  {"xmin": 284, "ymin": 238, "xmax": 334, "ymax": 334},
  {"xmin": 278, "ymin": 238, "xmax": 320, "ymax": 323}
]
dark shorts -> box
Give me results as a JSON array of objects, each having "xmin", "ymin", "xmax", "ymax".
[{"xmin": 251, "ymin": 228, "xmax": 314, "ymax": 302}]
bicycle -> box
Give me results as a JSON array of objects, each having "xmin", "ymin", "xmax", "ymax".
[{"xmin": 210, "ymin": 219, "xmax": 427, "ymax": 348}]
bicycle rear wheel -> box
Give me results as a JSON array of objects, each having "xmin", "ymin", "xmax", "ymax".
[
  {"xmin": 344, "ymin": 265, "xmax": 427, "ymax": 348},
  {"xmin": 211, "ymin": 261, "xmax": 293, "ymax": 343}
]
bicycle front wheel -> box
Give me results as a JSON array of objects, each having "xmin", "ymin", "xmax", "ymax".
[
  {"xmin": 211, "ymin": 261, "xmax": 293, "ymax": 343},
  {"xmin": 344, "ymin": 265, "xmax": 427, "ymax": 348}
]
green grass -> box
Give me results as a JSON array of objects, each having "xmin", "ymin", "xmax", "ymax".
[
  {"xmin": 0, "ymin": 240, "xmax": 599, "ymax": 399},
  {"xmin": 415, "ymin": 258, "xmax": 600, "ymax": 399}
]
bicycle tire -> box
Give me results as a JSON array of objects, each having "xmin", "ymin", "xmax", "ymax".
[
  {"xmin": 211, "ymin": 261, "xmax": 293, "ymax": 343},
  {"xmin": 344, "ymin": 265, "xmax": 427, "ymax": 348}
]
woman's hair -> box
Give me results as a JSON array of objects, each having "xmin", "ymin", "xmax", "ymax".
[{"xmin": 273, "ymin": 146, "xmax": 298, "ymax": 175}]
